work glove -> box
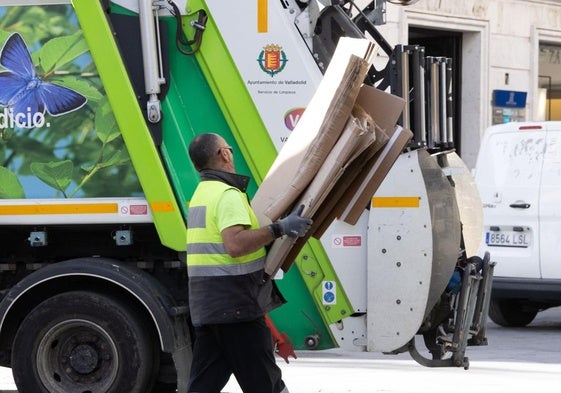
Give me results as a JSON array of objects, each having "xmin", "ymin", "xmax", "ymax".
[{"xmin": 276, "ymin": 205, "xmax": 313, "ymax": 238}]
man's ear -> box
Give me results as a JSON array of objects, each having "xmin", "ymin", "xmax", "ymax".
[
  {"xmin": 219, "ymin": 148, "xmax": 230, "ymax": 163},
  {"xmin": 220, "ymin": 148, "xmax": 233, "ymax": 164}
]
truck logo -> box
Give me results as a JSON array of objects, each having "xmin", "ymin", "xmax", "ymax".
[
  {"xmin": 257, "ymin": 44, "xmax": 287, "ymax": 77},
  {"xmin": 0, "ymin": 33, "xmax": 87, "ymax": 129},
  {"xmin": 284, "ymin": 107, "xmax": 305, "ymax": 130}
]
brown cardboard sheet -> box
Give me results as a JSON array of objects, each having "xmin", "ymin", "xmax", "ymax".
[
  {"xmin": 253, "ymin": 40, "xmax": 411, "ymax": 276},
  {"xmin": 340, "ymin": 126, "xmax": 413, "ymax": 225},
  {"xmin": 264, "ymin": 91, "xmax": 409, "ymax": 274},
  {"xmin": 251, "ymin": 38, "xmax": 377, "ymax": 225},
  {"xmin": 310, "ymin": 124, "xmax": 389, "ymax": 238},
  {"xmin": 356, "ymin": 83, "xmax": 407, "ymax": 134},
  {"xmin": 273, "ymin": 104, "xmax": 388, "ymax": 272},
  {"xmin": 263, "ymin": 115, "xmax": 377, "ymax": 276},
  {"xmin": 278, "ymin": 126, "xmax": 411, "ymax": 274},
  {"xmin": 298, "ymin": 115, "xmax": 377, "ymax": 215},
  {"xmin": 309, "ymin": 85, "xmax": 407, "ymax": 229},
  {"xmin": 267, "ymin": 129, "xmax": 408, "ymax": 275}
]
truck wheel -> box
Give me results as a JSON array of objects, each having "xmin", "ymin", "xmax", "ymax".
[
  {"xmin": 488, "ymin": 299, "xmax": 537, "ymax": 327},
  {"xmin": 12, "ymin": 290, "xmax": 157, "ymax": 393}
]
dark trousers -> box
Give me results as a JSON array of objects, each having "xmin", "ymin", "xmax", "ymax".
[{"xmin": 187, "ymin": 317, "xmax": 287, "ymax": 393}]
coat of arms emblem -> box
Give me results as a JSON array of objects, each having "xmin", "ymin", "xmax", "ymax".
[{"xmin": 258, "ymin": 44, "xmax": 287, "ymax": 77}]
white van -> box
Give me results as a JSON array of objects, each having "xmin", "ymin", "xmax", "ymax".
[{"xmin": 475, "ymin": 121, "xmax": 561, "ymax": 326}]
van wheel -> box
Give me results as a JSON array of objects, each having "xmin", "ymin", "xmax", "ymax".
[
  {"xmin": 12, "ymin": 290, "xmax": 157, "ymax": 393},
  {"xmin": 489, "ymin": 299, "xmax": 537, "ymax": 327}
]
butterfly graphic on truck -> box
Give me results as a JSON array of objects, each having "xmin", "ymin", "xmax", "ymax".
[{"xmin": 0, "ymin": 32, "xmax": 87, "ymax": 129}]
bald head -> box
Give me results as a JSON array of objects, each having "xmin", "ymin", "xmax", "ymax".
[
  {"xmin": 189, "ymin": 133, "xmax": 235, "ymax": 173},
  {"xmin": 188, "ymin": 133, "xmax": 220, "ymax": 171}
]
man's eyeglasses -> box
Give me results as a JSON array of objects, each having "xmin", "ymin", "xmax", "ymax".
[{"xmin": 217, "ymin": 146, "xmax": 233, "ymax": 155}]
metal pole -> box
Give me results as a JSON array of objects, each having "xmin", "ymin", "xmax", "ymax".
[
  {"xmin": 411, "ymin": 46, "xmax": 426, "ymax": 147},
  {"xmin": 438, "ymin": 58, "xmax": 447, "ymax": 147},
  {"xmin": 445, "ymin": 58, "xmax": 454, "ymax": 146},
  {"xmin": 401, "ymin": 49, "xmax": 410, "ymax": 129},
  {"xmin": 427, "ymin": 56, "xmax": 439, "ymax": 148},
  {"xmin": 138, "ymin": 0, "xmax": 164, "ymax": 123}
]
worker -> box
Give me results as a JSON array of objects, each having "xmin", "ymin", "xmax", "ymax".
[{"xmin": 186, "ymin": 133, "xmax": 312, "ymax": 393}]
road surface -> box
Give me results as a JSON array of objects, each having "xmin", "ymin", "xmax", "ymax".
[{"xmin": 1, "ymin": 307, "xmax": 560, "ymax": 392}]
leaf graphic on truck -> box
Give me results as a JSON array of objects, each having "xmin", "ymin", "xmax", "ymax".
[
  {"xmin": 0, "ymin": 166, "xmax": 24, "ymax": 199},
  {"xmin": 0, "ymin": 33, "xmax": 87, "ymax": 128},
  {"xmin": 30, "ymin": 161, "xmax": 73, "ymax": 197},
  {"xmin": 0, "ymin": 5, "xmax": 142, "ymax": 200}
]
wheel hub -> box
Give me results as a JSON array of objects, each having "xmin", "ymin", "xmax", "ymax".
[
  {"xmin": 69, "ymin": 344, "xmax": 99, "ymax": 374},
  {"xmin": 36, "ymin": 319, "xmax": 119, "ymax": 393}
]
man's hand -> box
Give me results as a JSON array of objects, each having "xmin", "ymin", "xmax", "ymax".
[{"xmin": 277, "ymin": 205, "xmax": 313, "ymax": 238}]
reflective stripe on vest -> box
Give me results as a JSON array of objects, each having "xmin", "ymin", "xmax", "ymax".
[{"xmin": 187, "ymin": 181, "xmax": 266, "ymax": 277}]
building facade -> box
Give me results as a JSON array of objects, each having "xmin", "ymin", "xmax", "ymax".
[{"xmin": 371, "ymin": 0, "xmax": 561, "ymax": 168}]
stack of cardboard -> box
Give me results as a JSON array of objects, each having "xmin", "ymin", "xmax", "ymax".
[{"xmin": 251, "ymin": 37, "xmax": 413, "ymax": 277}]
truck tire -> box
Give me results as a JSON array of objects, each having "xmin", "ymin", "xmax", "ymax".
[
  {"xmin": 488, "ymin": 299, "xmax": 538, "ymax": 327},
  {"xmin": 11, "ymin": 290, "xmax": 157, "ymax": 393}
]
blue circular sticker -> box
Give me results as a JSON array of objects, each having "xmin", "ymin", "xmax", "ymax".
[{"xmin": 323, "ymin": 292, "xmax": 335, "ymax": 303}]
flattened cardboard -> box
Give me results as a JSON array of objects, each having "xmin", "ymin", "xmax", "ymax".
[
  {"xmin": 340, "ymin": 126, "xmax": 413, "ymax": 225},
  {"xmin": 265, "ymin": 85, "xmax": 408, "ymax": 274},
  {"xmin": 356, "ymin": 84, "xmax": 407, "ymax": 132},
  {"xmin": 264, "ymin": 116, "xmax": 376, "ymax": 276},
  {"xmin": 292, "ymin": 86, "xmax": 405, "ymax": 240},
  {"xmin": 280, "ymin": 125, "xmax": 388, "ymax": 272},
  {"xmin": 335, "ymin": 84, "xmax": 410, "ymax": 225},
  {"xmin": 251, "ymin": 37, "xmax": 377, "ymax": 225},
  {"xmin": 278, "ymin": 127, "xmax": 413, "ymax": 273},
  {"xmin": 311, "ymin": 124, "xmax": 389, "ymax": 238},
  {"xmin": 297, "ymin": 116, "xmax": 376, "ymax": 215},
  {"xmin": 254, "ymin": 42, "xmax": 410, "ymax": 276}
]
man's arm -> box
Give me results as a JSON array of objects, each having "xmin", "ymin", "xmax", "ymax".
[
  {"xmin": 222, "ymin": 205, "xmax": 313, "ymax": 258},
  {"xmin": 221, "ymin": 225, "xmax": 274, "ymax": 258}
]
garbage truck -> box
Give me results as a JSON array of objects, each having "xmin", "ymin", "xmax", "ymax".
[{"xmin": 0, "ymin": 0, "xmax": 494, "ymax": 392}]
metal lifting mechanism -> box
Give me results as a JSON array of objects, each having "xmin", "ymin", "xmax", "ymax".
[
  {"xmin": 303, "ymin": 1, "xmax": 455, "ymax": 151},
  {"xmin": 408, "ymin": 252, "xmax": 496, "ymax": 369},
  {"xmin": 427, "ymin": 55, "xmax": 454, "ymax": 148},
  {"xmin": 302, "ymin": 1, "xmax": 494, "ymax": 369},
  {"xmin": 138, "ymin": 0, "xmax": 166, "ymax": 123},
  {"xmin": 137, "ymin": 0, "xmax": 207, "ymax": 123},
  {"xmin": 390, "ymin": 45, "xmax": 426, "ymax": 147},
  {"xmin": 390, "ymin": 46, "xmax": 455, "ymax": 150}
]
